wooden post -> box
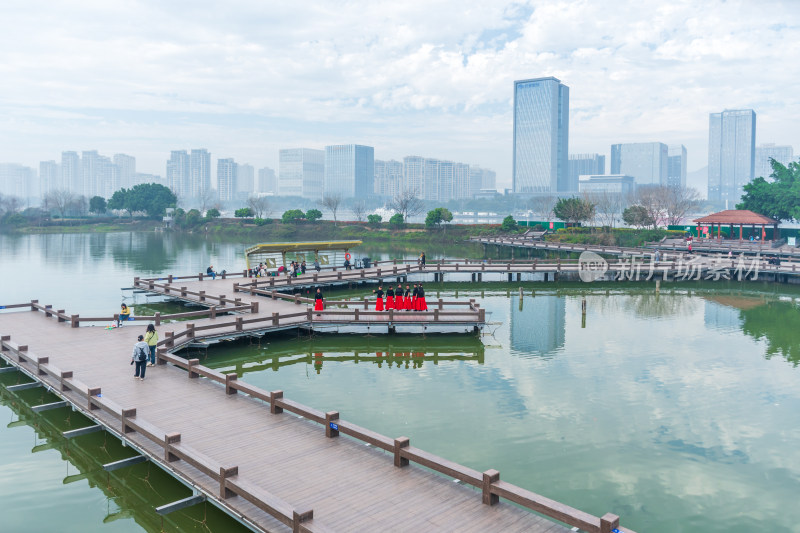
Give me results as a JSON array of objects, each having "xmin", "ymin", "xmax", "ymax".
[
  {"xmin": 306, "ymin": 309, "xmax": 312, "ymax": 321},
  {"xmin": 37, "ymin": 356, "xmax": 48, "ymax": 375},
  {"xmin": 218, "ymin": 295, "xmax": 226, "ymax": 307},
  {"xmin": 479, "ymin": 308, "xmax": 485, "ymax": 322},
  {"xmin": 233, "ymin": 283, "xmax": 239, "ymax": 293},
  {"xmin": 219, "ymin": 466, "xmax": 238, "ymax": 499},
  {"xmin": 434, "ymin": 310, "xmax": 439, "ymax": 321},
  {"xmin": 235, "ymin": 317, "xmax": 243, "ymax": 332},
  {"xmin": 272, "ymin": 312, "xmax": 279, "ymax": 325},
  {"xmin": 325, "ymin": 411, "xmax": 340, "ymax": 438},
  {"xmin": 180, "ymin": 286, "xmax": 187, "ymax": 297},
  {"xmin": 210, "ymin": 306, "xmax": 217, "ymax": 319},
  {"xmin": 121, "ymin": 408, "xmax": 136, "ymax": 434},
  {"xmin": 164, "ymin": 433, "xmax": 181, "ymax": 462},
  {"xmin": 600, "ymin": 513, "xmax": 620, "ymax": 533},
  {"xmin": 354, "ymin": 308, "xmax": 360, "ymax": 321},
  {"xmin": 156, "ymin": 348, "xmax": 167, "ymax": 365},
  {"xmin": 167, "ymin": 274, "xmax": 173, "ymax": 283},
  {"xmin": 225, "ymin": 373, "xmax": 238, "ymax": 394},
  {"xmin": 293, "ymin": 510, "xmax": 314, "ymax": 533},
  {"xmin": 186, "ymin": 323, "xmax": 195, "ymax": 339},
  {"xmin": 199, "ymin": 272, "xmax": 204, "ymax": 281},
  {"xmin": 60, "ymin": 370, "xmax": 72, "ymax": 391},
  {"xmin": 155, "ymin": 312, "xmax": 161, "ymax": 326},
  {"xmin": 482, "ymin": 469, "xmax": 500, "ymax": 505},
  {"xmin": 364, "ymin": 297, "xmax": 369, "ymax": 310},
  {"xmin": 87, "ymin": 387, "xmax": 101, "ymax": 411},
  {"xmin": 270, "ymin": 390, "xmax": 284, "ymax": 414},
  {"xmin": 250, "ymin": 301, "xmax": 259, "ymax": 313},
  {"xmin": 188, "ymin": 358, "xmax": 200, "ymax": 379},
  {"xmin": 438, "ymin": 298, "xmax": 443, "ymax": 310},
  {"xmin": 394, "ymin": 437, "xmax": 409, "ymax": 467}
]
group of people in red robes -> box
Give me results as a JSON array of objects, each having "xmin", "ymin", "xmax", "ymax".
[{"xmin": 373, "ymin": 283, "xmax": 427, "ymax": 311}]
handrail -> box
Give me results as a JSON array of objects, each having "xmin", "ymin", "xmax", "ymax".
[{"xmin": 0, "ymin": 336, "xmax": 321, "ymax": 532}]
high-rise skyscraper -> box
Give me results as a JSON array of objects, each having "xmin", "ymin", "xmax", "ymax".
[
  {"xmin": 236, "ymin": 163, "xmax": 255, "ymax": 198},
  {"xmin": 610, "ymin": 142, "xmax": 668, "ymax": 187},
  {"xmin": 403, "ymin": 156, "xmax": 424, "ymax": 197},
  {"xmin": 113, "ymin": 154, "xmax": 136, "ymax": 189},
  {"xmin": 324, "ymin": 144, "xmax": 374, "ymax": 198},
  {"xmin": 755, "ymin": 143, "xmax": 793, "ymax": 179},
  {"xmin": 278, "ymin": 148, "xmax": 324, "ymax": 199},
  {"xmin": 667, "ymin": 145, "xmax": 687, "ymax": 188},
  {"xmin": 469, "ymin": 167, "xmax": 496, "ymax": 196},
  {"xmin": 81, "ymin": 150, "xmax": 101, "ymax": 197},
  {"xmin": 512, "ymin": 77, "xmax": 570, "ymax": 193},
  {"xmin": 374, "ymin": 159, "xmax": 403, "ymax": 198},
  {"xmin": 0, "ymin": 164, "xmax": 36, "ymax": 199},
  {"xmin": 60, "ymin": 151, "xmax": 81, "ymax": 192},
  {"xmin": 568, "ymin": 154, "xmax": 605, "ymax": 186},
  {"xmin": 453, "ymin": 163, "xmax": 471, "ymax": 200},
  {"xmin": 708, "ymin": 109, "xmax": 756, "ymax": 207},
  {"xmin": 166, "ymin": 150, "xmax": 190, "ymax": 199},
  {"xmin": 257, "ymin": 167, "xmax": 277, "ymax": 194},
  {"xmin": 190, "ymin": 149, "xmax": 211, "ymax": 198},
  {"xmin": 217, "ymin": 158, "xmax": 237, "ymax": 202},
  {"xmin": 39, "ymin": 160, "xmax": 59, "ymax": 195}
]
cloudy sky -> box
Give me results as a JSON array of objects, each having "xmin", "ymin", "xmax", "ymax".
[{"xmin": 1, "ymin": 0, "xmax": 798, "ymax": 189}]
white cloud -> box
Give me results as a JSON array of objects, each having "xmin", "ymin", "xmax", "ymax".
[{"xmin": 0, "ymin": 0, "xmax": 798, "ymax": 185}]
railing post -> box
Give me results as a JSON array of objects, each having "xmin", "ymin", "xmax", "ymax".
[
  {"xmin": 270, "ymin": 390, "xmax": 284, "ymax": 414},
  {"xmin": 293, "ymin": 510, "xmax": 314, "ymax": 533},
  {"xmin": 218, "ymin": 295, "xmax": 226, "ymax": 307},
  {"xmin": 235, "ymin": 317, "xmax": 243, "ymax": 331},
  {"xmin": 233, "ymin": 283, "xmax": 239, "ymax": 293},
  {"xmin": 225, "ymin": 373, "xmax": 238, "ymax": 394},
  {"xmin": 30, "ymin": 299, "xmax": 38, "ymax": 311},
  {"xmin": 87, "ymin": 387, "xmax": 101, "ymax": 411},
  {"xmin": 394, "ymin": 437, "xmax": 409, "ymax": 467},
  {"xmin": 219, "ymin": 465, "xmax": 238, "ymax": 499},
  {"xmin": 434, "ymin": 309, "xmax": 439, "ymax": 321},
  {"xmin": 71, "ymin": 314, "xmax": 79, "ymax": 328},
  {"xmin": 44, "ymin": 304, "xmax": 53, "ymax": 318},
  {"xmin": 134, "ymin": 276, "xmax": 140, "ymax": 286},
  {"xmin": 156, "ymin": 348, "xmax": 167, "ymax": 365},
  {"xmin": 438, "ymin": 298, "xmax": 443, "ymax": 310},
  {"xmin": 364, "ymin": 297, "xmax": 369, "ymax": 310},
  {"xmin": 188, "ymin": 358, "xmax": 200, "ymax": 378},
  {"xmin": 482, "ymin": 469, "xmax": 500, "ymax": 505},
  {"xmin": 167, "ymin": 274, "xmax": 173, "ymax": 283},
  {"xmin": 479, "ymin": 308, "xmax": 485, "ymax": 322},
  {"xmin": 37, "ymin": 356, "xmax": 48, "ymax": 375},
  {"xmin": 60, "ymin": 370, "xmax": 72, "ymax": 391},
  {"xmin": 180, "ymin": 286, "xmax": 187, "ymax": 297},
  {"xmin": 272, "ymin": 312, "xmax": 279, "ymax": 325},
  {"xmin": 271, "ymin": 290, "xmax": 277, "ymax": 300},
  {"xmin": 250, "ymin": 301, "xmax": 259, "ymax": 313},
  {"xmin": 389, "ymin": 309, "xmax": 394, "ymax": 322},
  {"xmin": 325, "ymin": 411, "xmax": 340, "ymax": 438},
  {"xmin": 210, "ymin": 306, "xmax": 217, "ymax": 319},
  {"xmin": 199, "ymin": 272, "xmax": 204, "ymax": 281},
  {"xmin": 121, "ymin": 408, "xmax": 136, "ymax": 434},
  {"xmin": 186, "ymin": 323, "xmax": 195, "ymax": 339},
  {"xmin": 354, "ymin": 308, "xmax": 360, "ymax": 321},
  {"xmin": 153, "ymin": 312, "xmax": 160, "ymax": 326},
  {"xmin": 164, "ymin": 433, "xmax": 181, "ymax": 462},
  {"xmin": 600, "ymin": 513, "xmax": 620, "ymax": 533}
]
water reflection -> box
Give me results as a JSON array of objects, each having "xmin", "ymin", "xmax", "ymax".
[
  {"xmin": 510, "ymin": 295, "xmax": 565, "ymax": 357},
  {"xmin": 193, "ymin": 334, "xmax": 486, "ymax": 375}
]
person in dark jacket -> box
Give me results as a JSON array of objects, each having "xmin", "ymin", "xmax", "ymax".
[{"xmin": 131, "ymin": 335, "xmax": 149, "ymax": 381}]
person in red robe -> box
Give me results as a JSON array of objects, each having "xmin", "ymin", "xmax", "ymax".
[
  {"xmin": 373, "ymin": 286, "xmax": 384, "ymax": 311},
  {"xmin": 411, "ymin": 284, "xmax": 418, "ymax": 310},
  {"xmin": 403, "ymin": 284, "xmax": 412, "ymax": 310},
  {"xmin": 416, "ymin": 284, "xmax": 428, "ymax": 311},
  {"xmin": 386, "ymin": 286, "xmax": 395, "ymax": 309},
  {"xmin": 313, "ymin": 287, "xmax": 324, "ymax": 315}
]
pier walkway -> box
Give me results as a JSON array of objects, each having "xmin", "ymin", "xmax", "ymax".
[{"xmin": 0, "ymin": 275, "xmax": 633, "ymax": 533}]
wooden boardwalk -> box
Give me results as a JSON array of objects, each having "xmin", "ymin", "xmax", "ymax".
[{"xmin": 0, "ymin": 275, "xmax": 634, "ymax": 533}]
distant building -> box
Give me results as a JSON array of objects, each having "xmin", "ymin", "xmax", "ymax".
[
  {"xmin": 667, "ymin": 145, "xmax": 687, "ymax": 188},
  {"xmin": 755, "ymin": 143, "xmax": 793, "ymax": 179},
  {"xmin": 237, "ymin": 163, "xmax": 255, "ymax": 198},
  {"xmin": 257, "ymin": 167, "xmax": 277, "ymax": 194},
  {"xmin": 470, "ymin": 167, "xmax": 496, "ymax": 197},
  {"xmin": 166, "ymin": 150, "xmax": 190, "ymax": 199},
  {"xmin": 113, "ymin": 154, "xmax": 136, "ymax": 190},
  {"xmin": 568, "ymin": 154, "xmax": 605, "ymax": 187},
  {"xmin": 453, "ymin": 163, "xmax": 471, "ymax": 200},
  {"xmin": 403, "ymin": 156, "xmax": 425, "ymax": 197},
  {"xmin": 61, "ymin": 151, "xmax": 81, "ymax": 193},
  {"xmin": 278, "ymin": 148, "xmax": 324, "ymax": 199},
  {"xmin": 512, "ymin": 77, "xmax": 570, "ymax": 193},
  {"xmin": 324, "ymin": 144, "xmax": 374, "ymax": 199},
  {"xmin": 217, "ymin": 158, "xmax": 237, "ymax": 202},
  {"xmin": 0, "ymin": 163, "xmax": 36, "ymax": 199},
  {"xmin": 610, "ymin": 142, "xmax": 668, "ymax": 187},
  {"xmin": 374, "ymin": 159, "xmax": 403, "ymax": 198},
  {"xmin": 708, "ymin": 109, "xmax": 756, "ymax": 208},
  {"xmin": 39, "ymin": 160, "xmax": 59, "ymax": 195},
  {"xmin": 189, "ymin": 149, "xmax": 211, "ymax": 198},
  {"xmin": 578, "ymin": 174, "xmax": 635, "ymax": 195}
]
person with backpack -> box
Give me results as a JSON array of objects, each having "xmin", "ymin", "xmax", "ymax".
[{"xmin": 131, "ymin": 335, "xmax": 149, "ymax": 380}]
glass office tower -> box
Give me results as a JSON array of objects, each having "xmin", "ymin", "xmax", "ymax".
[
  {"xmin": 708, "ymin": 109, "xmax": 756, "ymax": 207},
  {"xmin": 324, "ymin": 144, "xmax": 374, "ymax": 198},
  {"xmin": 754, "ymin": 143, "xmax": 793, "ymax": 179},
  {"xmin": 512, "ymin": 77, "xmax": 570, "ymax": 193},
  {"xmin": 667, "ymin": 145, "xmax": 687, "ymax": 188},
  {"xmin": 610, "ymin": 142, "xmax": 668, "ymax": 187}
]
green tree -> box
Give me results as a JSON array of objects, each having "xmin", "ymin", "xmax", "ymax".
[
  {"xmin": 622, "ymin": 205, "xmax": 656, "ymax": 229},
  {"xmin": 186, "ymin": 209, "xmax": 202, "ymax": 226},
  {"xmin": 305, "ymin": 208, "xmax": 323, "ymax": 222},
  {"xmin": 737, "ymin": 160, "xmax": 800, "ymax": 221},
  {"xmin": 367, "ymin": 214, "xmax": 382, "ymax": 227},
  {"xmin": 89, "ymin": 196, "xmax": 107, "ymax": 214},
  {"xmin": 501, "ymin": 215, "xmax": 518, "ymax": 232},
  {"xmin": 282, "ymin": 209, "xmax": 305, "ymax": 224},
  {"xmin": 389, "ymin": 213, "xmax": 404, "ymax": 228},
  {"xmin": 205, "ymin": 208, "xmax": 221, "ymax": 219},
  {"xmin": 553, "ymin": 197, "xmax": 595, "ymax": 225},
  {"xmin": 235, "ymin": 207, "xmax": 254, "ymax": 218},
  {"xmin": 425, "ymin": 207, "xmax": 453, "ymax": 229},
  {"xmin": 107, "ymin": 183, "xmax": 176, "ymax": 217}
]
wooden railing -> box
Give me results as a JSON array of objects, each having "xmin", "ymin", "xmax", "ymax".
[
  {"xmin": 0, "ymin": 336, "xmax": 325, "ymax": 533},
  {"xmin": 134, "ymin": 347, "xmax": 634, "ymax": 533}
]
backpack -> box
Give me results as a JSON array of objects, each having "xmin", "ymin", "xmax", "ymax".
[{"xmin": 135, "ymin": 345, "xmax": 148, "ymax": 362}]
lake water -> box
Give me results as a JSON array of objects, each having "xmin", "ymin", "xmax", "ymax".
[{"xmin": 1, "ymin": 232, "xmax": 799, "ymax": 533}]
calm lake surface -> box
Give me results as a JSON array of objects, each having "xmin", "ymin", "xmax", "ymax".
[{"xmin": 1, "ymin": 232, "xmax": 800, "ymax": 533}]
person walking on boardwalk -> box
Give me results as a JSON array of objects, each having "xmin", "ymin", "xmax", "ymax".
[
  {"xmin": 314, "ymin": 287, "xmax": 325, "ymax": 316},
  {"xmin": 131, "ymin": 335, "xmax": 149, "ymax": 381},
  {"xmin": 118, "ymin": 303, "xmax": 130, "ymax": 327},
  {"xmin": 415, "ymin": 284, "xmax": 428, "ymax": 311},
  {"xmin": 386, "ymin": 285, "xmax": 395, "ymax": 309},
  {"xmin": 373, "ymin": 286, "xmax": 385, "ymax": 311},
  {"xmin": 144, "ymin": 324, "xmax": 158, "ymax": 366}
]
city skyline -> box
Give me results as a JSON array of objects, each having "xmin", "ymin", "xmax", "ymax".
[{"xmin": 1, "ymin": 1, "xmax": 798, "ymax": 191}]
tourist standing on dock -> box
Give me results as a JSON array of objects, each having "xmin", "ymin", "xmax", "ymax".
[
  {"xmin": 144, "ymin": 324, "xmax": 158, "ymax": 366},
  {"xmin": 386, "ymin": 286, "xmax": 395, "ymax": 309},
  {"xmin": 415, "ymin": 284, "xmax": 428, "ymax": 311},
  {"xmin": 420, "ymin": 252, "xmax": 426, "ymax": 266},
  {"xmin": 131, "ymin": 335, "xmax": 149, "ymax": 381},
  {"xmin": 314, "ymin": 288, "xmax": 324, "ymax": 316},
  {"xmin": 374, "ymin": 286, "xmax": 385, "ymax": 311},
  {"xmin": 301, "ymin": 260, "xmax": 307, "ymax": 275}
]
